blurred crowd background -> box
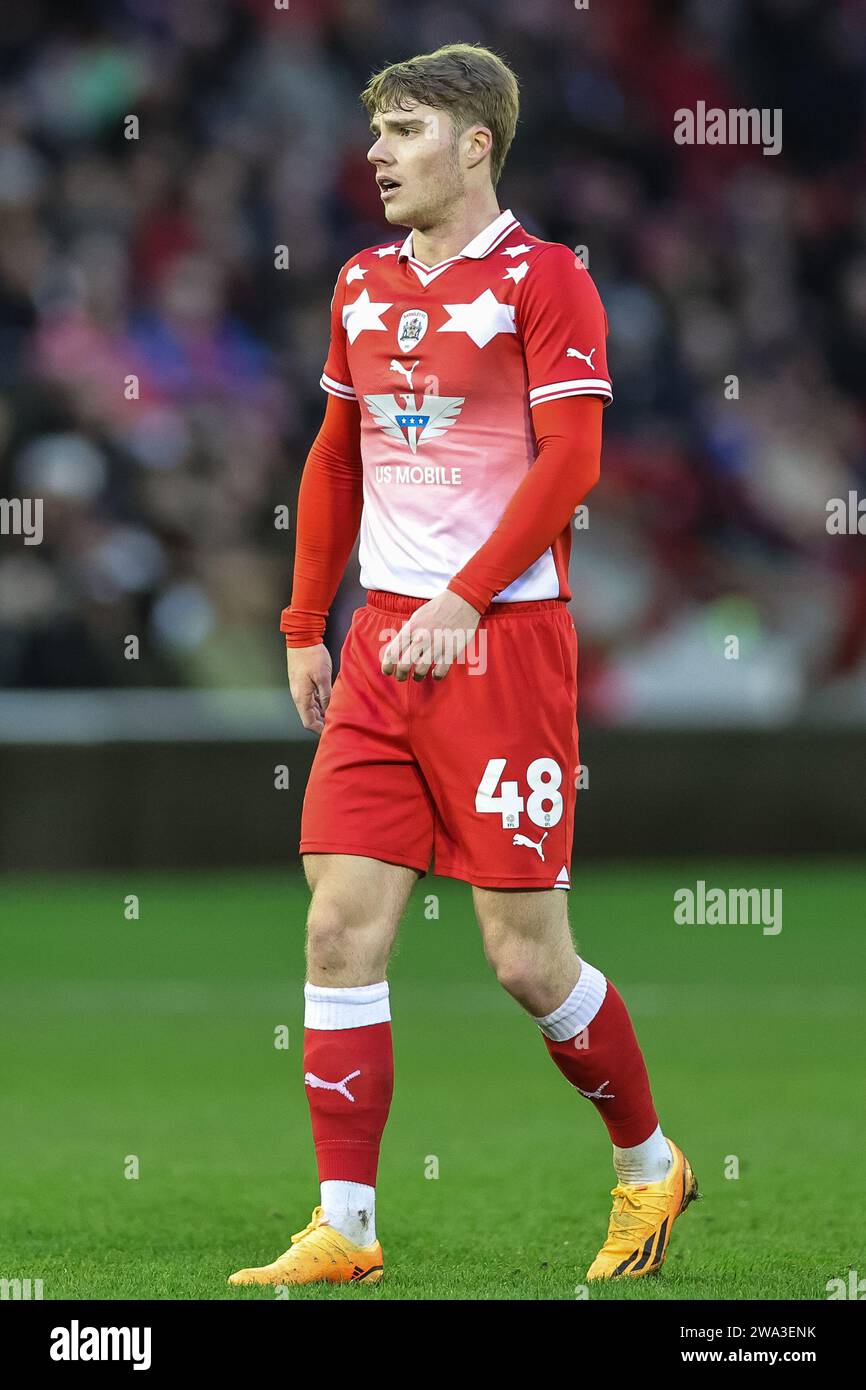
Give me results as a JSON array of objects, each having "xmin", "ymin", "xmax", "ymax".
[{"xmin": 1, "ymin": 0, "xmax": 865, "ymax": 724}]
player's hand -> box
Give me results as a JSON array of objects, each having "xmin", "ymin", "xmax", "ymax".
[
  {"xmin": 380, "ymin": 590, "xmax": 482, "ymax": 682},
  {"xmin": 287, "ymin": 644, "xmax": 332, "ymax": 734}
]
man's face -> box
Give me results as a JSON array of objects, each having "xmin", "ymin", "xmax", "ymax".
[{"xmin": 367, "ymin": 102, "xmax": 464, "ymax": 231}]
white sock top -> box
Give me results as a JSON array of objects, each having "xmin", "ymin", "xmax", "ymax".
[
  {"xmin": 304, "ymin": 980, "xmax": 390, "ymax": 1030},
  {"xmin": 532, "ymin": 958, "xmax": 607, "ymax": 1041}
]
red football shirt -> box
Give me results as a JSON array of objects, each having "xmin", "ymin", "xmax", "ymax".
[{"xmin": 319, "ymin": 207, "xmax": 612, "ymax": 603}]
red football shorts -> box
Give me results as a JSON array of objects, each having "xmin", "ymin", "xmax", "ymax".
[{"xmin": 299, "ymin": 590, "xmax": 580, "ymax": 890}]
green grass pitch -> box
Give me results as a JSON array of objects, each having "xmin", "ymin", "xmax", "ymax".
[{"xmin": 2, "ymin": 862, "xmax": 863, "ymax": 1301}]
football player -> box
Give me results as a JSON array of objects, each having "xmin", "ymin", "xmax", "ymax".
[{"xmin": 230, "ymin": 42, "xmax": 697, "ymax": 1291}]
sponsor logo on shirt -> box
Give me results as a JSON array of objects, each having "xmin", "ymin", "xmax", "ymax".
[
  {"xmin": 374, "ymin": 464, "xmax": 462, "ymax": 485},
  {"xmin": 364, "ymin": 358, "xmax": 464, "ymax": 456}
]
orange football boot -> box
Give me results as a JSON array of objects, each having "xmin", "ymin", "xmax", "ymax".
[
  {"xmin": 586, "ymin": 1137, "xmax": 699, "ymax": 1280},
  {"xmin": 228, "ymin": 1206, "xmax": 383, "ymax": 1287}
]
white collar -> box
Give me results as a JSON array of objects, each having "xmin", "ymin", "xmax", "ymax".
[{"xmin": 397, "ymin": 208, "xmax": 519, "ymax": 267}]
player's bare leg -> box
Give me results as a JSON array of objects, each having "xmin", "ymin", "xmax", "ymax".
[
  {"xmin": 473, "ymin": 885, "xmax": 698, "ymax": 1278},
  {"xmin": 228, "ymin": 854, "xmax": 416, "ymax": 1287},
  {"xmin": 473, "ymin": 884, "xmax": 577, "ymax": 1016},
  {"xmin": 303, "ymin": 852, "xmax": 414, "ymax": 985}
]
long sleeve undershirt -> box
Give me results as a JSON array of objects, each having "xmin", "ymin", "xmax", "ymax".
[{"xmin": 281, "ymin": 392, "xmax": 603, "ymax": 647}]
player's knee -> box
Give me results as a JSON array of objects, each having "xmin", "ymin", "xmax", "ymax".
[
  {"xmin": 485, "ymin": 937, "xmax": 539, "ymax": 1001},
  {"xmin": 305, "ymin": 897, "xmax": 354, "ymax": 972},
  {"xmin": 305, "ymin": 893, "xmax": 393, "ymax": 975}
]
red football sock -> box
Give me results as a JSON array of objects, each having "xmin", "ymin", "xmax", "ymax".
[
  {"xmin": 539, "ymin": 965, "xmax": 658, "ymax": 1148},
  {"xmin": 303, "ymin": 983, "xmax": 394, "ymax": 1186}
]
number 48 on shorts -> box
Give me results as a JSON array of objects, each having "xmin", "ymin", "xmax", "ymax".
[{"xmin": 475, "ymin": 757, "xmax": 564, "ymax": 830}]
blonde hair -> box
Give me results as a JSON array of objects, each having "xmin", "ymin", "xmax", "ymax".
[{"xmin": 361, "ymin": 42, "xmax": 520, "ymax": 187}]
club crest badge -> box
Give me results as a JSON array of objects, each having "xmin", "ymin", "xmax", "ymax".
[{"xmin": 397, "ymin": 309, "xmax": 428, "ymax": 353}]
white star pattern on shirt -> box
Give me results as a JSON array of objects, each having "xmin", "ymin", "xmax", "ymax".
[
  {"xmin": 504, "ymin": 261, "xmax": 529, "ymax": 284},
  {"xmin": 501, "ymin": 243, "xmax": 534, "ymax": 257},
  {"xmin": 345, "ymin": 263, "xmax": 367, "ymax": 283},
  {"xmin": 438, "ymin": 289, "xmax": 516, "ymax": 348},
  {"xmin": 374, "ymin": 245, "xmax": 399, "ymax": 258},
  {"xmin": 342, "ymin": 289, "xmax": 392, "ymax": 344}
]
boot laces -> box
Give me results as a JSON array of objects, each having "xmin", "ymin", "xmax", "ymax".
[
  {"xmin": 607, "ymin": 1182, "xmax": 666, "ymax": 1237},
  {"xmin": 291, "ymin": 1206, "xmax": 329, "ymax": 1244},
  {"xmin": 283, "ymin": 1206, "xmax": 346, "ymax": 1261}
]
